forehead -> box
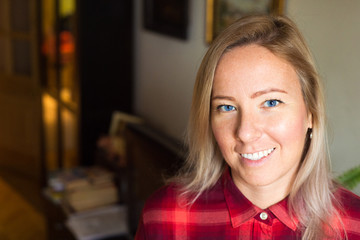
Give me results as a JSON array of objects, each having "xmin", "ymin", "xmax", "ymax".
[{"xmin": 213, "ymin": 44, "xmax": 301, "ymax": 97}]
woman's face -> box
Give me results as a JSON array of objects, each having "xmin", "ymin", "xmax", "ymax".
[{"xmin": 211, "ymin": 44, "xmax": 312, "ymax": 192}]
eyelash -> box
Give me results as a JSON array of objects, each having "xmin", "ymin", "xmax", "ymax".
[
  {"xmin": 263, "ymin": 99, "xmax": 283, "ymax": 108},
  {"xmin": 215, "ymin": 99, "xmax": 283, "ymax": 112},
  {"xmin": 216, "ymin": 105, "xmax": 236, "ymax": 112}
]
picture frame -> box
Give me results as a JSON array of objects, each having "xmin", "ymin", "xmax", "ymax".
[
  {"xmin": 143, "ymin": 0, "xmax": 189, "ymax": 40},
  {"xmin": 206, "ymin": 0, "xmax": 286, "ymax": 43}
]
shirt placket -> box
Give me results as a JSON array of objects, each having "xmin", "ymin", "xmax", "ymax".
[{"xmin": 253, "ymin": 211, "xmax": 272, "ymax": 240}]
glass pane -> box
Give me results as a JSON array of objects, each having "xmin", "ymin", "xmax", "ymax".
[
  {"xmin": 42, "ymin": 93, "xmax": 59, "ymax": 171},
  {"xmin": 61, "ymin": 107, "xmax": 78, "ymax": 169},
  {"xmin": 0, "ymin": 0, "xmax": 9, "ymax": 31},
  {"xmin": 10, "ymin": 0, "xmax": 30, "ymax": 32},
  {"xmin": 12, "ymin": 39, "xmax": 31, "ymax": 76},
  {"xmin": 59, "ymin": 0, "xmax": 77, "ymax": 106},
  {"xmin": 41, "ymin": 0, "xmax": 57, "ymax": 91},
  {"xmin": 60, "ymin": 32, "xmax": 77, "ymax": 107}
]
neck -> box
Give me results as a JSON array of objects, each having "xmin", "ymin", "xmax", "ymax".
[
  {"xmin": 233, "ymin": 177, "xmax": 294, "ymax": 209},
  {"xmin": 242, "ymin": 185, "xmax": 290, "ymax": 209}
]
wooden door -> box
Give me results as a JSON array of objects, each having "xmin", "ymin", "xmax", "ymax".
[{"xmin": 0, "ymin": 0, "xmax": 42, "ymax": 183}]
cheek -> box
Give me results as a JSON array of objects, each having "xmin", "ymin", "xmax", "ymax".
[
  {"xmin": 211, "ymin": 117, "xmax": 235, "ymax": 153},
  {"xmin": 270, "ymin": 111, "xmax": 308, "ymax": 146},
  {"xmin": 211, "ymin": 120, "xmax": 226, "ymax": 146}
]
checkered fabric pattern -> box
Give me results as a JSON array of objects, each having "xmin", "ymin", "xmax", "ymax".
[{"xmin": 135, "ymin": 169, "xmax": 360, "ymax": 239}]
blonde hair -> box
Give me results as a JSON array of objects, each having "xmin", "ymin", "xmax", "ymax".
[{"xmin": 171, "ymin": 15, "xmax": 344, "ymax": 239}]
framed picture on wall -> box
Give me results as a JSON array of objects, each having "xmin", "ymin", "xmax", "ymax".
[
  {"xmin": 206, "ymin": 0, "xmax": 286, "ymax": 43},
  {"xmin": 143, "ymin": 0, "xmax": 189, "ymax": 40}
]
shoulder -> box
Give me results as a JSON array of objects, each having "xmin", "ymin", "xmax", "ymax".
[
  {"xmin": 135, "ymin": 179, "xmax": 227, "ymax": 239},
  {"xmin": 140, "ymin": 183, "xmax": 190, "ymax": 225},
  {"xmin": 142, "ymin": 183, "xmax": 180, "ymax": 211},
  {"xmin": 335, "ymin": 187, "xmax": 360, "ymax": 214},
  {"xmin": 135, "ymin": 185, "xmax": 180, "ymax": 239},
  {"xmin": 334, "ymin": 187, "xmax": 360, "ymax": 236},
  {"xmin": 143, "ymin": 177, "xmax": 225, "ymax": 210},
  {"xmin": 141, "ymin": 179, "xmax": 225, "ymax": 222}
]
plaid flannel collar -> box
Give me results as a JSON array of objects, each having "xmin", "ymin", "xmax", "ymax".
[{"xmin": 222, "ymin": 168, "xmax": 299, "ymax": 231}]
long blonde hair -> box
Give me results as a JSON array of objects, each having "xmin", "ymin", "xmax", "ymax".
[{"xmin": 171, "ymin": 15, "xmax": 343, "ymax": 239}]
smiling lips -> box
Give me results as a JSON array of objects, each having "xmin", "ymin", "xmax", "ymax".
[{"xmin": 241, "ymin": 148, "xmax": 275, "ymax": 161}]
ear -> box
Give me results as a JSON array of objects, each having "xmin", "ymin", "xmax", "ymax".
[{"xmin": 307, "ymin": 112, "xmax": 313, "ymax": 129}]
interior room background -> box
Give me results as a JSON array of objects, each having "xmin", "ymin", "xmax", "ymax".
[
  {"xmin": 0, "ymin": 1, "xmax": 357, "ymax": 239},
  {"xmin": 134, "ymin": 0, "xmax": 360, "ymax": 194}
]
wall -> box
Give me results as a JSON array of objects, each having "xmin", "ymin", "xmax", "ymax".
[
  {"xmin": 133, "ymin": 0, "xmax": 208, "ymax": 140},
  {"xmin": 287, "ymin": 1, "xmax": 360, "ymax": 193},
  {"xmin": 133, "ymin": 0, "xmax": 360, "ymax": 193}
]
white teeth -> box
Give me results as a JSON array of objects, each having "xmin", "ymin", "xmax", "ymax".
[{"xmin": 241, "ymin": 148, "xmax": 275, "ymax": 161}]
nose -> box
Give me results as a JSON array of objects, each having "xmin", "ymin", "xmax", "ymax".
[{"xmin": 236, "ymin": 111, "xmax": 262, "ymax": 143}]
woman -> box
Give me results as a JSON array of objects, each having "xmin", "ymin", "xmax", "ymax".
[{"xmin": 135, "ymin": 15, "xmax": 360, "ymax": 239}]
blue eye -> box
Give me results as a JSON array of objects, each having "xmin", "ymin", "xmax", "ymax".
[
  {"xmin": 218, "ymin": 105, "xmax": 235, "ymax": 112},
  {"xmin": 264, "ymin": 99, "xmax": 281, "ymax": 108}
]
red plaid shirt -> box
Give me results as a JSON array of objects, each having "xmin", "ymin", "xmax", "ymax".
[{"xmin": 135, "ymin": 170, "xmax": 360, "ymax": 239}]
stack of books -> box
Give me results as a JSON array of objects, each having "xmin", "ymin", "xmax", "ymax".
[
  {"xmin": 47, "ymin": 166, "xmax": 119, "ymax": 212},
  {"xmin": 65, "ymin": 167, "xmax": 118, "ymax": 212}
]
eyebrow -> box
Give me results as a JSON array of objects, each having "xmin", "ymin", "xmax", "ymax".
[
  {"xmin": 212, "ymin": 88, "xmax": 288, "ymax": 101},
  {"xmin": 211, "ymin": 96, "xmax": 235, "ymax": 101},
  {"xmin": 251, "ymin": 88, "xmax": 288, "ymax": 98}
]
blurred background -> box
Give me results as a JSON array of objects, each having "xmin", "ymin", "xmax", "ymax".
[{"xmin": 0, "ymin": 0, "xmax": 359, "ymax": 239}]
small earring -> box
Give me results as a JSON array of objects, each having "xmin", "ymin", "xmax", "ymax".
[
  {"xmin": 309, "ymin": 128, "xmax": 313, "ymax": 139},
  {"xmin": 310, "ymin": 132, "xmax": 313, "ymax": 139}
]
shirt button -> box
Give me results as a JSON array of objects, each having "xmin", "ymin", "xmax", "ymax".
[{"xmin": 260, "ymin": 212, "xmax": 268, "ymax": 220}]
